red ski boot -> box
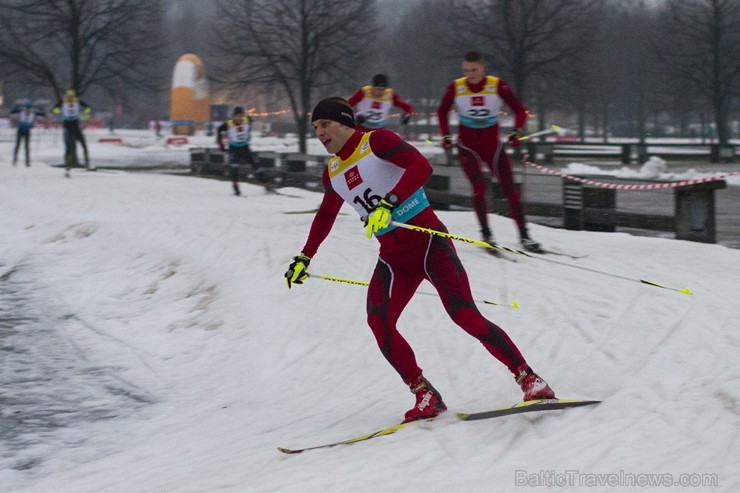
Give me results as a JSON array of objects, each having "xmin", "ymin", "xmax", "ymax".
[
  {"xmin": 402, "ymin": 376, "xmax": 447, "ymax": 423},
  {"xmin": 516, "ymin": 367, "xmax": 556, "ymax": 401}
]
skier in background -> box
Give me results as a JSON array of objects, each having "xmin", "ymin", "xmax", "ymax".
[
  {"xmin": 216, "ymin": 106, "xmax": 269, "ymax": 196},
  {"xmin": 10, "ymin": 102, "xmax": 44, "ymax": 167},
  {"xmin": 52, "ymin": 89, "xmax": 93, "ymax": 176},
  {"xmin": 347, "ymin": 74, "xmax": 414, "ymax": 133},
  {"xmin": 438, "ymin": 51, "xmax": 543, "ymax": 254},
  {"xmin": 285, "ymin": 97, "xmax": 555, "ymax": 424}
]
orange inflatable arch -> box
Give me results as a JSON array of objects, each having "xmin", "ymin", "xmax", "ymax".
[{"xmin": 171, "ymin": 54, "xmax": 210, "ymax": 135}]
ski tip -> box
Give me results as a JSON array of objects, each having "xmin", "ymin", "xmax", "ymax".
[
  {"xmin": 456, "ymin": 398, "xmax": 602, "ymax": 421},
  {"xmin": 511, "ymin": 301, "xmax": 520, "ymax": 309},
  {"xmin": 277, "ymin": 447, "xmax": 301, "ymax": 454},
  {"xmin": 534, "ymin": 398, "xmax": 602, "ymax": 405},
  {"xmin": 558, "ymin": 399, "xmax": 602, "ymax": 404},
  {"xmin": 680, "ymin": 287, "xmax": 692, "ymax": 295},
  {"xmin": 551, "ymin": 124, "xmax": 561, "ymax": 131}
]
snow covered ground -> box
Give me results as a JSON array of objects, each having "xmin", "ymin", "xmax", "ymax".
[{"xmin": 1, "ymin": 129, "xmax": 738, "ymax": 492}]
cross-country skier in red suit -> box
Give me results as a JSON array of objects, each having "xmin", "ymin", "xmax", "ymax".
[
  {"xmin": 438, "ymin": 51, "xmax": 543, "ymax": 253},
  {"xmin": 347, "ymin": 74, "xmax": 414, "ymax": 133},
  {"xmin": 285, "ymin": 97, "xmax": 555, "ymax": 423}
]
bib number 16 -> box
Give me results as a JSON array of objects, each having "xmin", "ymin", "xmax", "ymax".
[{"xmin": 353, "ymin": 188, "xmax": 383, "ymax": 214}]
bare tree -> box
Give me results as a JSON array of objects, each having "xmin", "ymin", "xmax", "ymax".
[
  {"xmin": 448, "ymin": 0, "xmax": 601, "ymax": 129},
  {"xmin": 213, "ymin": 0, "xmax": 378, "ymax": 153},
  {"xmin": 575, "ymin": 0, "xmax": 660, "ymax": 143},
  {"xmin": 658, "ymin": 0, "xmax": 740, "ymax": 144},
  {"xmin": 556, "ymin": 17, "xmax": 606, "ymax": 142},
  {"xmin": 380, "ymin": 0, "xmax": 459, "ymax": 132},
  {"xmin": 0, "ymin": 0, "xmax": 167, "ymax": 101}
]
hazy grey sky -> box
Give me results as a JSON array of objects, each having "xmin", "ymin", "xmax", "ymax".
[
  {"xmin": 162, "ymin": 0, "xmax": 418, "ymax": 57},
  {"xmin": 164, "ymin": 0, "xmax": 219, "ymax": 57}
]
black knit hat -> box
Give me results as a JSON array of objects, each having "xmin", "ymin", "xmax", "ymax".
[
  {"xmin": 372, "ymin": 73, "xmax": 388, "ymax": 87},
  {"xmin": 311, "ymin": 98, "xmax": 355, "ymax": 128},
  {"xmin": 233, "ymin": 106, "xmax": 244, "ymax": 115}
]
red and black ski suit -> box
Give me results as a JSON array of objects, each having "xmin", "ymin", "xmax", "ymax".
[
  {"xmin": 347, "ymin": 87, "xmax": 414, "ymax": 133},
  {"xmin": 300, "ymin": 129, "xmax": 528, "ymax": 385},
  {"xmin": 437, "ymin": 77, "xmax": 528, "ymax": 237}
]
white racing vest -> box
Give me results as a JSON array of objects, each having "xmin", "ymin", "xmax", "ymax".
[
  {"xmin": 353, "ymin": 86, "xmax": 394, "ymax": 129},
  {"xmin": 453, "ymin": 76, "xmax": 502, "ymax": 128},
  {"xmin": 226, "ymin": 118, "xmax": 251, "ymax": 147},
  {"xmin": 327, "ymin": 132, "xmax": 429, "ymax": 236},
  {"xmin": 61, "ymin": 101, "xmax": 82, "ymax": 121},
  {"xmin": 18, "ymin": 111, "xmax": 35, "ymax": 132}
]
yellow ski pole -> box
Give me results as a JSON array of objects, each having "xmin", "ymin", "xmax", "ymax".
[
  {"xmin": 307, "ymin": 273, "xmax": 520, "ymax": 309},
  {"xmin": 518, "ymin": 124, "xmax": 561, "ymax": 142},
  {"xmin": 390, "ymin": 221, "xmax": 530, "ymax": 257},
  {"xmin": 390, "ymin": 222, "xmax": 692, "ymax": 295}
]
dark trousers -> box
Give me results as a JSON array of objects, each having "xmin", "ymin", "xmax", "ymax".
[
  {"xmin": 13, "ymin": 131, "xmax": 30, "ymax": 164},
  {"xmin": 63, "ymin": 121, "xmax": 89, "ymax": 167},
  {"xmin": 229, "ymin": 145, "xmax": 265, "ymax": 184}
]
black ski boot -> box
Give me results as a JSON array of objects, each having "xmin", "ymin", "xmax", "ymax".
[
  {"xmin": 482, "ymin": 228, "xmax": 502, "ymax": 257},
  {"xmin": 520, "ymin": 228, "xmax": 544, "ymax": 254}
]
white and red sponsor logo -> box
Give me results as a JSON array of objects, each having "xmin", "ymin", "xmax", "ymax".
[
  {"xmin": 416, "ymin": 391, "xmax": 433, "ymax": 411},
  {"xmin": 372, "ymin": 101, "xmax": 381, "ymax": 109},
  {"xmin": 344, "ymin": 166, "xmax": 363, "ymax": 190},
  {"xmin": 471, "ymin": 96, "xmax": 485, "ymax": 106}
]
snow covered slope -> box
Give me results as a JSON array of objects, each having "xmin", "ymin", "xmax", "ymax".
[{"xmin": 0, "ymin": 134, "xmax": 737, "ymax": 492}]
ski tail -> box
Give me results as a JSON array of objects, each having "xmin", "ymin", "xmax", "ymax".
[{"xmin": 278, "ymin": 421, "xmax": 412, "ymax": 454}]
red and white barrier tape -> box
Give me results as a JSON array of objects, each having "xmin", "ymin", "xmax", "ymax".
[{"xmin": 522, "ymin": 155, "xmax": 739, "ymax": 190}]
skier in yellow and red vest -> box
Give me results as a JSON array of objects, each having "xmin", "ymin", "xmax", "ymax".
[
  {"xmin": 216, "ymin": 106, "xmax": 270, "ymax": 196},
  {"xmin": 52, "ymin": 89, "xmax": 92, "ymax": 175},
  {"xmin": 347, "ymin": 74, "xmax": 414, "ymax": 133},
  {"xmin": 438, "ymin": 51, "xmax": 543, "ymax": 253},
  {"xmin": 285, "ymin": 97, "xmax": 555, "ymax": 424}
]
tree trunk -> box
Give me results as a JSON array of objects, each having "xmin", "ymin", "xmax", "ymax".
[
  {"xmin": 636, "ymin": 89, "xmax": 646, "ymax": 144},
  {"xmin": 710, "ymin": 2, "xmax": 727, "ymax": 145},
  {"xmin": 577, "ymin": 100, "xmax": 586, "ymax": 142},
  {"xmin": 297, "ymin": 112, "xmax": 308, "ymax": 154},
  {"xmin": 601, "ymin": 101, "xmax": 609, "ymax": 143}
]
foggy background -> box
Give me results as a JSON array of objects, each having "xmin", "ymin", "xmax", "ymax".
[{"xmin": 1, "ymin": 0, "xmax": 738, "ymax": 145}]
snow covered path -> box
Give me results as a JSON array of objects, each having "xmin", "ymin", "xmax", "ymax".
[{"xmin": 0, "ymin": 144, "xmax": 738, "ymax": 492}]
